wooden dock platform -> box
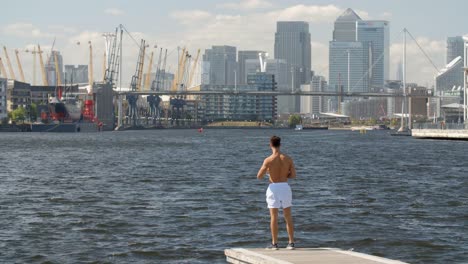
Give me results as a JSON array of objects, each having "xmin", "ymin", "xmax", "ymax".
[{"xmin": 225, "ymin": 248, "xmax": 408, "ymax": 264}]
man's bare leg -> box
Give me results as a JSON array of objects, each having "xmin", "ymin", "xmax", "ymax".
[
  {"xmin": 269, "ymin": 208, "xmax": 279, "ymax": 244},
  {"xmin": 283, "ymin": 207, "xmax": 294, "ymax": 243}
]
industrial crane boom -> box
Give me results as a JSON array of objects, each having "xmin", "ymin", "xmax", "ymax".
[
  {"xmin": 15, "ymin": 50, "xmax": 26, "ymax": 82},
  {"xmin": 172, "ymin": 47, "xmax": 186, "ymax": 92},
  {"xmin": 53, "ymin": 51, "xmax": 62, "ymax": 86},
  {"xmin": 0, "ymin": 58, "xmax": 8, "ymax": 78},
  {"xmin": 188, "ymin": 49, "xmax": 200, "ymax": 89},
  {"xmin": 144, "ymin": 51, "xmax": 154, "ymax": 90},
  {"xmin": 37, "ymin": 45, "xmax": 48, "ymax": 86},
  {"xmin": 3, "ymin": 46, "xmax": 16, "ymax": 80}
]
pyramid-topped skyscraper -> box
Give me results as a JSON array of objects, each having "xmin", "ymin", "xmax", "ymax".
[{"xmin": 333, "ymin": 8, "xmax": 362, "ymax": 42}]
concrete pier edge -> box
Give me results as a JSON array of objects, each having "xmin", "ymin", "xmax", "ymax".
[{"xmin": 225, "ymin": 248, "xmax": 409, "ymax": 264}]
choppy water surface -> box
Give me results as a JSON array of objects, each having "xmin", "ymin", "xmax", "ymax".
[{"xmin": 0, "ymin": 129, "xmax": 467, "ymax": 263}]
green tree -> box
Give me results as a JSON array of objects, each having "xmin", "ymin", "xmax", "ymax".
[
  {"xmin": 288, "ymin": 114, "xmax": 301, "ymax": 128},
  {"xmin": 10, "ymin": 107, "xmax": 27, "ymax": 123},
  {"xmin": 30, "ymin": 103, "xmax": 38, "ymax": 121}
]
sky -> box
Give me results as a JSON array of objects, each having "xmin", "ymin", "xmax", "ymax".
[{"xmin": 1, "ymin": 0, "xmax": 467, "ymax": 87}]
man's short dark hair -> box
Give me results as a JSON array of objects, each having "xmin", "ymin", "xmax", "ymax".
[{"xmin": 270, "ymin": 136, "xmax": 281, "ymax": 148}]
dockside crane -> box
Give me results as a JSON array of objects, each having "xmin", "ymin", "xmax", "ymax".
[
  {"xmin": 0, "ymin": 58, "xmax": 8, "ymax": 78},
  {"xmin": 37, "ymin": 45, "xmax": 48, "ymax": 86},
  {"xmin": 144, "ymin": 48, "xmax": 154, "ymax": 90},
  {"xmin": 14, "ymin": 49, "xmax": 26, "ymax": 82},
  {"xmin": 3, "ymin": 46, "xmax": 16, "ymax": 80},
  {"xmin": 127, "ymin": 39, "xmax": 146, "ymax": 126},
  {"xmin": 148, "ymin": 47, "xmax": 163, "ymax": 123},
  {"xmin": 104, "ymin": 26, "xmax": 123, "ymax": 87}
]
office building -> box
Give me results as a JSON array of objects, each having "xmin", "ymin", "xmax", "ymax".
[
  {"xmin": 357, "ymin": 20, "xmax": 390, "ymax": 90},
  {"xmin": 0, "ymin": 78, "xmax": 7, "ymax": 119},
  {"xmin": 329, "ymin": 42, "xmax": 370, "ymax": 93},
  {"xmin": 64, "ymin": 65, "xmax": 88, "ymax": 84},
  {"xmin": 333, "ymin": 8, "xmax": 362, "ymax": 41},
  {"xmin": 245, "ymin": 58, "xmax": 289, "ymax": 114},
  {"xmin": 238, "ymin": 50, "xmax": 265, "ymax": 84},
  {"xmin": 46, "ymin": 51, "xmax": 64, "ymax": 86},
  {"xmin": 202, "ymin": 46, "xmax": 237, "ymax": 85},
  {"xmin": 447, "ymin": 36, "xmax": 465, "ymax": 64},
  {"xmin": 436, "ymin": 56, "xmax": 464, "ymax": 93},
  {"xmin": 300, "ymin": 75, "xmax": 327, "ymax": 115},
  {"xmin": 274, "ymin": 21, "xmax": 311, "ymax": 113},
  {"xmin": 197, "ymin": 73, "xmax": 277, "ymax": 121},
  {"xmin": 329, "ymin": 8, "xmax": 389, "ymax": 113}
]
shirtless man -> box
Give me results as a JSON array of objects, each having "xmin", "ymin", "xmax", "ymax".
[{"xmin": 257, "ymin": 136, "xmax": 296, "ymax": 250}]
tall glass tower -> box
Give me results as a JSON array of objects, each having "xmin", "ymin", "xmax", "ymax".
[{"xmin": 274, "ymin": 21, "xmax": 311, "ymax": 113}]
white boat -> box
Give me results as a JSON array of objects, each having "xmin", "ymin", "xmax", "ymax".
[{"xmin": 295, "ymin": 125, "xmax": 303, "ymax": 131}]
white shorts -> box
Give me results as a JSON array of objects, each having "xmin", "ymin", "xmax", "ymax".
[{"xmin": 266, "ymin": 182, "xmax": 292, "ymax": 209}]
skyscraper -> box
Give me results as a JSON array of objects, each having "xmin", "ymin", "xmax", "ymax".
[
  {"xmin": 447, "ymin": 36, "xmax": 464, "ymax": 64},
  {"xmin": 238, "ymin": 50, "xmax": 265, "ymax": 85},
  {"xmin": 357, "ymin": 20, "xmax": 390, "ymax": 90},
  {"xmin": 329, "ymin": 42, "xmax": 370, "ymax": 93},
  {"xmin": 46, "ymin": 51, "xmax": 63, "ymax": 86},
  {"xmin": 202, "ymin": 46, "xmax": 237, "ymax": 85},
  {"xmin": 274, "ymin": 21, "xmax": 311, "ymax": 113},
  {"xmin": 333, "ymin": 8, "xmax": 362, "ymax": 41},
  {"xmin": 328, "ymin": 8, "xmax": 389, "ymax": 113}
]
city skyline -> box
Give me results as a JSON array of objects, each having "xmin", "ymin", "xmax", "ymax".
[{"xmin": 0, "ymin": 0, "xmax": 467, "ymax": 87}]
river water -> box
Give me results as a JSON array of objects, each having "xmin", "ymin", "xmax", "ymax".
[{"xmin": 0, "ymin": 129, "xmax": 467, "ymax": 263}]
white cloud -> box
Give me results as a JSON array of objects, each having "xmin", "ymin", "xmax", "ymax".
[
  {"xmin": 218, "ymin": 0, "xmax": 273, "ymax": 10},
  {"xmin": 267, "ymin": 4, "xmax": 343, "ymax": 23},
  {"xmin": 170, "ymin": 10, "xmax": 212, "ymax": 25},
  {"xmin": 3, "ymin": 23, "xmax": 53, "ymax": 38},
  {"xmin": 104, "ymin": 8, "xmax": 124, "ymax": 16}
]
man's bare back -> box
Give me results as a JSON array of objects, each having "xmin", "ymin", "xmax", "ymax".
[{"xmin": 257, "ymin": 152, "xmax": 296, "ymax": 183}]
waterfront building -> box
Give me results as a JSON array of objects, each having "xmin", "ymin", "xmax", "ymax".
[
  {"xmin": 202, "ymin": 46, "xmax": 237, "ymax": 85},
  {"xmin": 6, "ymin": 80, "xmax": 31, "ymax": 113},
  {"xmin": 274, "ymin": 21, "xmax": 311, "ymax": 113},
  {"xmin": 384, "ymin": 80, "xmax": 403, "ymax": 118},
  {"xmin": 300, "ymin": 75, "xmax": 327, "ymax": 115},
  {"xmin": 0, "ymin": 78, "xmax": 7, "ymax": 120},
  {"xmin": 245, "ymin": 58, "xmax": 290, "ymax": 114},
  {"xmin": 342, "ymin": 98, "xmax": 387, "ymax": 120},
  {"xmin": 197, "ymin": 73, "xmax": 277, "ymax": 121},
  {"xmin": 447, "ymin": 36, "xmax": 465, "ymax": 64},
  {"xmin": 238, "ymin": 50, "xmax": 265, "ymax": 85},
  {"xmin": 357, "ymin": 20, "xmax": 390, "ymax": 90},
  {"xmin": 46, "ymin": 51, "xmax": 64, "ymax": 86},
  {"xmin": 436, "ymin": 56, "xmax": 464, "ymax": 93}
]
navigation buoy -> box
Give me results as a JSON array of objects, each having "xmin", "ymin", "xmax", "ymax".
[{"xmin": 198, "ymin": 128, "xmax": 204, "ymax": 133}]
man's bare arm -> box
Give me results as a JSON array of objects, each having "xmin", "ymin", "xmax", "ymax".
[
  {"xmin": 257, "ymin": 159, "xmax": 269, "ymax": 180},
  {"xmin": 288, "ymin": 159, "xmax": 297, "ymax": 179}
]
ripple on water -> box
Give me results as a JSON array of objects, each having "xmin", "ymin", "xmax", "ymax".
[{"xmin": 0, "ymin": 130, "xmax": 466, "ymax": 263}]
